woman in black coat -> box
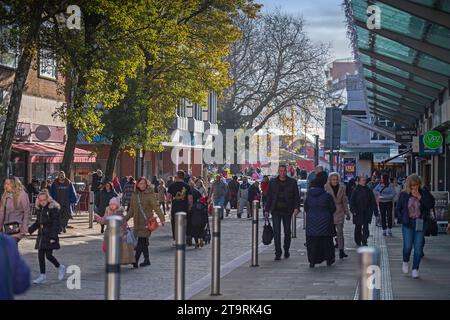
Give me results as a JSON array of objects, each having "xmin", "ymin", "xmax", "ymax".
[
  {"xmin": 304, "ymin": 175, "xmax": 336, "ymax": 268},
  {"xmin": 350, "ymin": 176, "xmax": 378, "ymax": 246},
  {"xmin": 28, "ymin": 192, "xmax": 65, "ymax": 284},
  {"xmin": 95, "ymin": 181, "xmax": 118, "ymax": 233}
]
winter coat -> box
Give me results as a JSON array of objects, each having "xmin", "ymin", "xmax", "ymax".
[
  {"xmin": 28, "ymin": 200, "xmax": 61, "ymax": 250},
  {"xmin": 395, "ymin": 189, "xmax": 435, "ymax": 227},
  {"xmin": 157, "ymin": 185, "xmax": 167, "ymax": 202},
  {"xmin": 264, "ymin": 176, "xmax": 301, "ymax": 215},
  {"xmin": 0, "ymin": 190, "xmax": 31, "ymax": 240},
  {"xmin": 49, "ymin": 178, "xmax": 77, "ymax": 215},
  {"xmin": 191, "ymin": 197, "xmax": 208, "ymax": 227},
  {"xmin": 248, "ymin": 184, "xmax": 261, "ymax": 203},
  {"xmin": 324, "ymin": 183, "xmax": 349, "ymax": 224},
  {"xmin": 91, "ymin": 173, "xmax": 102, "ymax": 193},
  {"xmin": 122, "ymin": 182, "xmax": 135, "ymax": 206},
  {"xmin": 95, "ymin": 207, "xmax": 128, "ymax": 243},
  {"xmin": 95, "ymin": 189, "xmax": 118, "ymax": 216},
  {"xmin": 373, "ymin": 183, "xmax": 396, "ymax": 203},
  {"xmin": 305, "ymin": 187, "xmax": 336, "ymax": 237},
  {"xmin": 350, "ymin": 185, "xmax": 378, "ymax": 225},
  {"xmin": 227, "ymin": 180, "xmax": 240, "ymax": 195},
  {"xmin": 238, "ymin": 182, "xmax": 250, "ymax": 200},
  {"xmin": 125, "ymin": 187, "xmax": 165, "ymax": 238},
  {"xmin": 0, "ymin": 234, "xmax": 30, "ymax": 300}
]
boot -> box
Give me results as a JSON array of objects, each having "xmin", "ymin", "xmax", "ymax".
[
  {"xmin": 139, "ymin": 260, "xmax": 151, "ymax": 267},
  {"xmin": 339, "ymin": 250, "xmax": 348, "ymax": 259},
  {"xmin": 334, "ymin": 238, "xmax": 338, "ymax": 249}
]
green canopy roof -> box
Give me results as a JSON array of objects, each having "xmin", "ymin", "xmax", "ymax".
[{"xmin": 346, "ymin": 0, "xmax": 450, "ymax": 126}]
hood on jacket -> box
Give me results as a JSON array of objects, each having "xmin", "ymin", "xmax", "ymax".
[
  {"xmin": 308, "ymin": 187, "xmax": 327, "ymax": 197},
  {"xmin": 105, "ymin": 206, "xmax": 125, "ymax": 216},
  {"xmin": 35, "ymin": 198, "xmax": 61, "ymax": 210}
]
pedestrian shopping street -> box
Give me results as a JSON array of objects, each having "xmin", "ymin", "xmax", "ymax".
[{"xmin": 16, "ymin": 209, "xmax": 450, "ymax": 300}]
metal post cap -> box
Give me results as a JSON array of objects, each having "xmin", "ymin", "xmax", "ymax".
[
  {"xmin": 175, "ymin": 211, "xmax": 187, "ymax": 216},
  {"xmin": 356, "ymin": 246, "xmax": 379, "ymax": 255}
]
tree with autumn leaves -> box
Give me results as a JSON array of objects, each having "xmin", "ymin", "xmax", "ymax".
[{"xmin": 0, "ymin": 0, "xmax": 261, "ymax": 187}]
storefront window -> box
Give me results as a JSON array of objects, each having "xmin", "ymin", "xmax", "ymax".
[{"xmin": 9, "ymin": 153, "xmax": 26, "ymax": 183}]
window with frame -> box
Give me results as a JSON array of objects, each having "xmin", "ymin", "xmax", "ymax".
[
  {"xmin": 0, "ymin": 26, "xmax": 19, "ymax": 69},
  {"xmin": 39, "ymin": 49, "xmax": 57, "ymax": 79}
]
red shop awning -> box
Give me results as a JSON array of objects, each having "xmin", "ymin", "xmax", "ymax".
[{"xmin": 12, "ymin": 143, "xmax": 96, "ymax": 163}]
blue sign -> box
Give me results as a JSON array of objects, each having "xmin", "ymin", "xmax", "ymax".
[{"xmin": 419, "ymin": 134, "xmax": 443, "ymax": 156}]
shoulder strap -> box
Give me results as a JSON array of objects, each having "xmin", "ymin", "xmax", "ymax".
[
  {"xmin": 136, "ymin": 193, "xmax": 149, "ymax": 221},
  {"xmin": 3, "ymin": 197, "xmax": 9, "ymax": 224}
]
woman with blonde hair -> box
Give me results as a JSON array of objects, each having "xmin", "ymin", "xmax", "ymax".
[
  {"xmin": 324, "ymin": 172, "xmax": 350, "ymax": 259},
  {"xmin": 0, "ymin": 177, "xmax": 31, "ymax": 243},
  {"xmin": 396, "ymin": 174, "xmax": 434, "ymax": 279}
]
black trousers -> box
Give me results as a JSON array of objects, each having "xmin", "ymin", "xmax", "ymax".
[
  {"xmin": 135, "ymin": 237, "xmax": 149, "ymax": 263},
  {"xmin": 379, "ymin": 202, "xmax": 393, "ymax": 230},
  {"xmin": 160, "ymin": 202, "xmax": 166, "ymax": 215},
  {"xmin": 192, "ymin": 225, "xmax": 205, "ymax": 243},
  {"xmin": 354, "ymin": 223, "xmax": 370, "ymax": 246},
  {"xmin": 171, "ymin": 211, "xmax": 192, "ymax": 244},
  {"xmin": 38, "ymin": 249, "xmax": 60, "ymax": 274},
  {"xmin": 272, "ymin": 213, "xmax": 292, "ymax": 256}
]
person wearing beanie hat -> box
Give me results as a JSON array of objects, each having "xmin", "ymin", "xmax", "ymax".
[{"xmin": 304, "ymin": 173, "xmax": 336, "ymax": 268}]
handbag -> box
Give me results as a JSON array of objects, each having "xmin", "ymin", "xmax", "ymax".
[
  {"xmin": 121, "ymin": 242, "xmax": 136, "ymax": 264},
  {"xmin": 425, "ymin": 209, "xmax": 438, "ymax": 237},
  {"xmin": 126, "ymin": 227, "xmax": 138, "ymax": 247},
  {"xmin": 262, "ymin": 217, "xmax": 274, "ymax": 245},
  {"xmin": 137, "ymin": 193, "xmax": 158, "ymax": 232},
  {"xmin": 2, "ymin": 198, "xmax": 21, "ymax": 235}
]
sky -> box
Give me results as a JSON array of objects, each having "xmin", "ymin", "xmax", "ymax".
[{"xmin": 256, "ymin": 0, "xmax": 353, "ymax": 61}]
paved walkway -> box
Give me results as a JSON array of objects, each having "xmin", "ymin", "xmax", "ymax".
[{"xmin": 193, "ymin": 219, "xmax": 450, "ymax": 300}]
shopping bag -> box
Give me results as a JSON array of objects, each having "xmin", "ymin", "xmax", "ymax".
[
  {"xmin": 120, "ymin": 242, "xmax": 136, "ymax": 264},
  {"xmin": 126, "ymin": 227, "xmax": 138, "ymax": 247},
  {"xmin": 262, "ymin": 218, "xmax": 273, "ymax": 245}
]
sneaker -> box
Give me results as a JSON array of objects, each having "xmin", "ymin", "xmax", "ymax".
[
  {"xmin": 412, "ymin": 269, "xmax": 419, "ymax": 279},
  {"xmin": 58, "ymin": 265, "xmax": 66, "ymax": 281},
  {"xmin": 402, "ymin": 262, "xmax": 409, "ymax": 274},
  {"xmin": 388, "ymin": 229, "xmax": 392, "ymax": 236},
  {"xmin": 33, "ymin": 274, "xmax": 47, "ymax": 284},
  {"xmin": 383, "ymin": 230, "xmax": 387, "ymax": 236}
]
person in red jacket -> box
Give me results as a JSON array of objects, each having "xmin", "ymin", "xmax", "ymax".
[{"xmin": 261, "ymin": 175, "xmax": 270, "ymax": 209}]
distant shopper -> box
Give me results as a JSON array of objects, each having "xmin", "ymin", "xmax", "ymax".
[
  {"xmin": 261, "ymin": 175, "xmax": 270, "ymax": 209},
  {"xmin": 112, "ymin": 176, "xmax": 122, "ymax": 194},
  {"xmin": 28, "ymin": 192, "xmax": 65, "ymax": 284},
  {"xmin": 95, "ymin": 181, "xmax": 118, "ymax": 234},
  {"xmin": 120, "ymin": 176, "xmax": 129, "ymax": 193},
  {"xmin": 300, "ymin": 167, "xmax": 308, "ymax": 180},
  {"xmin": 0, "ymin": 177, "xmax": 31, "ymax": 243},
  {"xmin": 396, "ymin": 174, "xmax": 435, "ymax": 279},
  {"xmin": 209, "ymin": 175, "xmax": 228, "ymax": 219},
  {"xmin": 374, "ymin": 174, "xmax": 396, "ymax": 236},
  {"xmin": 26, "ymin": 179, "xmax": 40, "ymax": 203},
  {"xmin": 307, "ymin": 166, "xmax": 327, "ymax": 189},
  {"xmin": 166, "ymin": 176, "xmax": 174, "ymax": 189},
  {"xmin": 305, "ymin": 174, "xmax": 336, "ymax": 267},
  {"xmin": 264, "ymin": 165, "xmax": 301, "ymax": 260},
  {"xmin": 125, "ymin": 178, "xmax": 165, "ymax": 267},
  {"xmin": 325, "ymin": 172, "xmax": 350, "ymax": 259},
  {"xmin": 49, "ymin": 171, "xmax": 77, "ymax": 233},
  {"xmin": 191, "ymin": 186, "xmax": 208, "ymax": 248},
  {"xmin": 167, "ymin": 171, "xmax": 193, "ymax": 245},
  {"xmin": 238, "ymin": 177, "xmax": 251, "ymax": 219},
  {"xmin": 157, "ymin": 179, "xmax": 167, "ymax": 216},
  {"xmin": 122, "ymin": 177, "xmax": 136, "ymax": 210},
  {"xmin": 391, "ymin": 177, "xmax": 402, "ymax": 224},
  {"xmin": 91, "ymin": 169, "xmax": 103, "ymax": 194},
  {"xmin": 350, "ymin": 176, "xmax": 378, "ymax": 246},
  {"xmin": 194, "ymin": 179, "xmax": 207, "ymax": 197},
  {"xmin": 227, "ymin": 176, "xmax": 240, "ymax": 213},
  {"xmin": 248, "ymin": 181, "xmax": 261, "ymax": 218},
  {"xmin": 0, "ymin": 234, "xmax": 30, "ymax": 299}
]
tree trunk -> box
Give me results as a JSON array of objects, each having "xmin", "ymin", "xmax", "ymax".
[
  {"xmin": 0, "ymin": 1, "xmax": 44, "ymax": 192},
  {"xmin": 61, "ymin": 121, "xmax": 78, "ymax": 179},
  {"xmin": 141, "ymin": 150, "xmax": 146, "ymax": 178},
  {"xmin": 105, "ymin": 136, "xmax": 120, "ymax": 183}
]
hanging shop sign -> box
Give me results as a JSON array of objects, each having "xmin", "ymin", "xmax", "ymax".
[
  {"xmin": 395, "ymin": 128, "xmax": 417, "ymax": 143},
  {"xmin": 419, "ymin": 131, "xmax": 443, "ymax": 156}
]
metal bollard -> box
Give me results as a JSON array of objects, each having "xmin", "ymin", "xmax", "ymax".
[
  {"xmin": 105, "ymin": 215, "xmax": 123, "ymax": 300},
  {"xmin": 357, "ymin": 246, "xmax": 381, "ymax": 300},
  {"xmin": 251, "ymin": 200, "xmax": 259, "ymax": 267},
  {"xmin": 211, "ymin": 206, "xmax": 222, "ymax": 296},
  {"xmin": 291, "ymin": 212, "xmax": 297, "ymax": 238},
  {"xmin": 175, "ymin": 212, "xmax": 187, "ymax": 300},
  {"xmin": 89, "ymin": 191, "xmax": 94, "ymax": 229}
]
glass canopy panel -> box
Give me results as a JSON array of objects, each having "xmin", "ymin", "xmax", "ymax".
[
  {"xmin": 417, "ymin": 54, "xmax": 450, "ymax": 76},
  {"xmin": 412, "ymin": 75, "xmax": 444, "ymax": 90},
  {"xmin": 375, "ymin": 86, "xmax": 402, "ymax": 98},
  {"xmin": 356, "ymin": 26, "xmax": 370, "ymax": 50},
  {"xmin": 363, "ymin": 69, "xmax": 373, "ymax": 78},
  {"xmin": 359, "ymin": 52, "xmax": 372, "ymax": 65},
  {"xmin": 409, "ymin": 0, "xmax": 450, "ymax": 13},
  {"xmin": 408, "ymin": 88, "xmax": 433, "ymax": 100},
  {"xmin": 375, "ymin": 94, "xmax": 400, "ymax": 106},
  {"xmin": 374, "ymin": 60, "xmax": 410, "ymax": 78},
  {"xmin": 373, "ymin": 74, "xmax": 406, "ymax": 89},
  {"xmin": 374, "ymin": 35, "xmax": 416, "ymax": 64},
  {"xmin": 351, "ymin": 0, "xmax": 369, "ymax": 23},
  {"xmin": 426, "ymin": 25, "xmax": 450, "ymax": 50}
]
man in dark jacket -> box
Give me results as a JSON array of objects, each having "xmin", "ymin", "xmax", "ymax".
[
  {"xmin": 264, "ymin": 165, "xmax": 301, "ymax": 260},
  {"xmin": 50, "ymin": 171, "xmax": 77, "ymax": 233},
  {"xmin": 350, "ymin": 176, "xmax": 378, "ymax": 246},
  {"xmin": 227, "ymin": 176, "xmax": 240, "ymax": 211}
]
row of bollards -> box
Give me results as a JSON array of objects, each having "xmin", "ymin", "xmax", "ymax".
[{"xmin": 102, "ymin": 199, "xmax": 380, "ymax": 301}]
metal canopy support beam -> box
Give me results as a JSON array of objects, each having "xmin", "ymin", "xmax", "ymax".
[
  {"xmin": 376, "ymin": 0, "xmax": 450, "ymax": 29},
  {"xmin": 364, "ymin": 76, "xmax": 432, "ymax": 105},
  {"xmin": 367, "ymin": 97, "xmax": 422, "ymax": 117},
  {"xmin": 366, "ymin": 87, "xmax": 426, "ymax": 112},
  {"xmin": 370, "ymin": 105, "xmax": 418, "ymax": 124},
  {"xmin": 363, "ymin": 64, "xmax": 440, "ymax": 98},
  {"xmin": 369, "ymin": 107, "xmax": 414, "ymax": 126},
  {"xmin": 360, "ymin": 49, "xmax": 449, "ymax": 85},
  {"xmin": 342, "ymin": 114, "xmax": 395, "ymax": 139},
  {"xmin": 369, "ymin": 102, "xmax": 418, "ymax": 120},
  {"xmin": 355, "ymin": 20, "xmax": 450, "ymax": 64}
]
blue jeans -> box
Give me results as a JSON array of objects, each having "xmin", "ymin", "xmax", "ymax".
[
  {"xmin": 213, "ymin": 196, "xmax": 225, "ymax": 219},
  {"xmin": 402, "ymin": 220, "xmax": 425, "ymax": 270}
]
